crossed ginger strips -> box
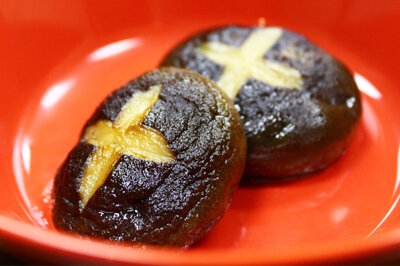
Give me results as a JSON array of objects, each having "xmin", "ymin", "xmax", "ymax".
[
  {"xmin": 196, "ymin": 27, "xmax": 303, "ymax": 98},
  {"xmin": 79, "ymin": 84, "xmax": 175, "ymax": 207}
]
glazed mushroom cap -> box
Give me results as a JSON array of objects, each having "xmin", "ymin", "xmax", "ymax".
[
  {"xmin": 161, "ymin": 25, "xmax": 362, "ymax": 179},
  {"xmin": 52, "ymin": 67, "xmax": 246, "ymax": 246}
]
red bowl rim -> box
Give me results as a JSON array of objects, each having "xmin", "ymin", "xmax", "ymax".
[{"xmin": 1, "ymin": 214, "xmax": 400, "ymax": 265}]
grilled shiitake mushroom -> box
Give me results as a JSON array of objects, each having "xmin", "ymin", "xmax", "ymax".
[
  {"xmin": 52, "ymin": 67, "xmax": 246, "ymax": 247},
  {"xmin": 162, "ymin": 26, "xmax": 361, "ymax": 179}
]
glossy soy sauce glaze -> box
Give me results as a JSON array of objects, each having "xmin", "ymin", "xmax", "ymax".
[
  {"xmin": 52, "ymin": 67, "xmax": 246, "ymax": 247},
  {"xmin": 162, "ymin": 26, "xmax": 362, "ymax": 179}
]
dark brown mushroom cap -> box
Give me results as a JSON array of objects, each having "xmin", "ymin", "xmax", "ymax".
[
  {"xmin": 161, "ymin": 26, "xmax": 362, "ymax": 178},
  {"xmin": 52, "ymin": 67, "xmax": 246, "ymax": 246}
]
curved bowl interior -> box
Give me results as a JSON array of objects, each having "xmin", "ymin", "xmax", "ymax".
[{"xmin": 1, "ymin": 0, "xmax": 400, "ymax": 264}]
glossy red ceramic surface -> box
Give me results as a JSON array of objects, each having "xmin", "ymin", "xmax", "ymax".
[{"xmin": 1, "ymin": 0, "xmax": 400, "ymax": 264}]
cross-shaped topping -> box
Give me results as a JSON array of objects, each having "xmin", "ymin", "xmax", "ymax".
[
  {"xmin": 79, "ymin": 84, "xmax": 175, "ymax": 207},
  {"xmin": 196, "ymin": 27, "xmax": 303, "ymax": 98}
]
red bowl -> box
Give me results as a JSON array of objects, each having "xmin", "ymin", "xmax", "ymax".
[{"xmin": 1, "ymin": 0, "xmax": 400, "ymax": 264}]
